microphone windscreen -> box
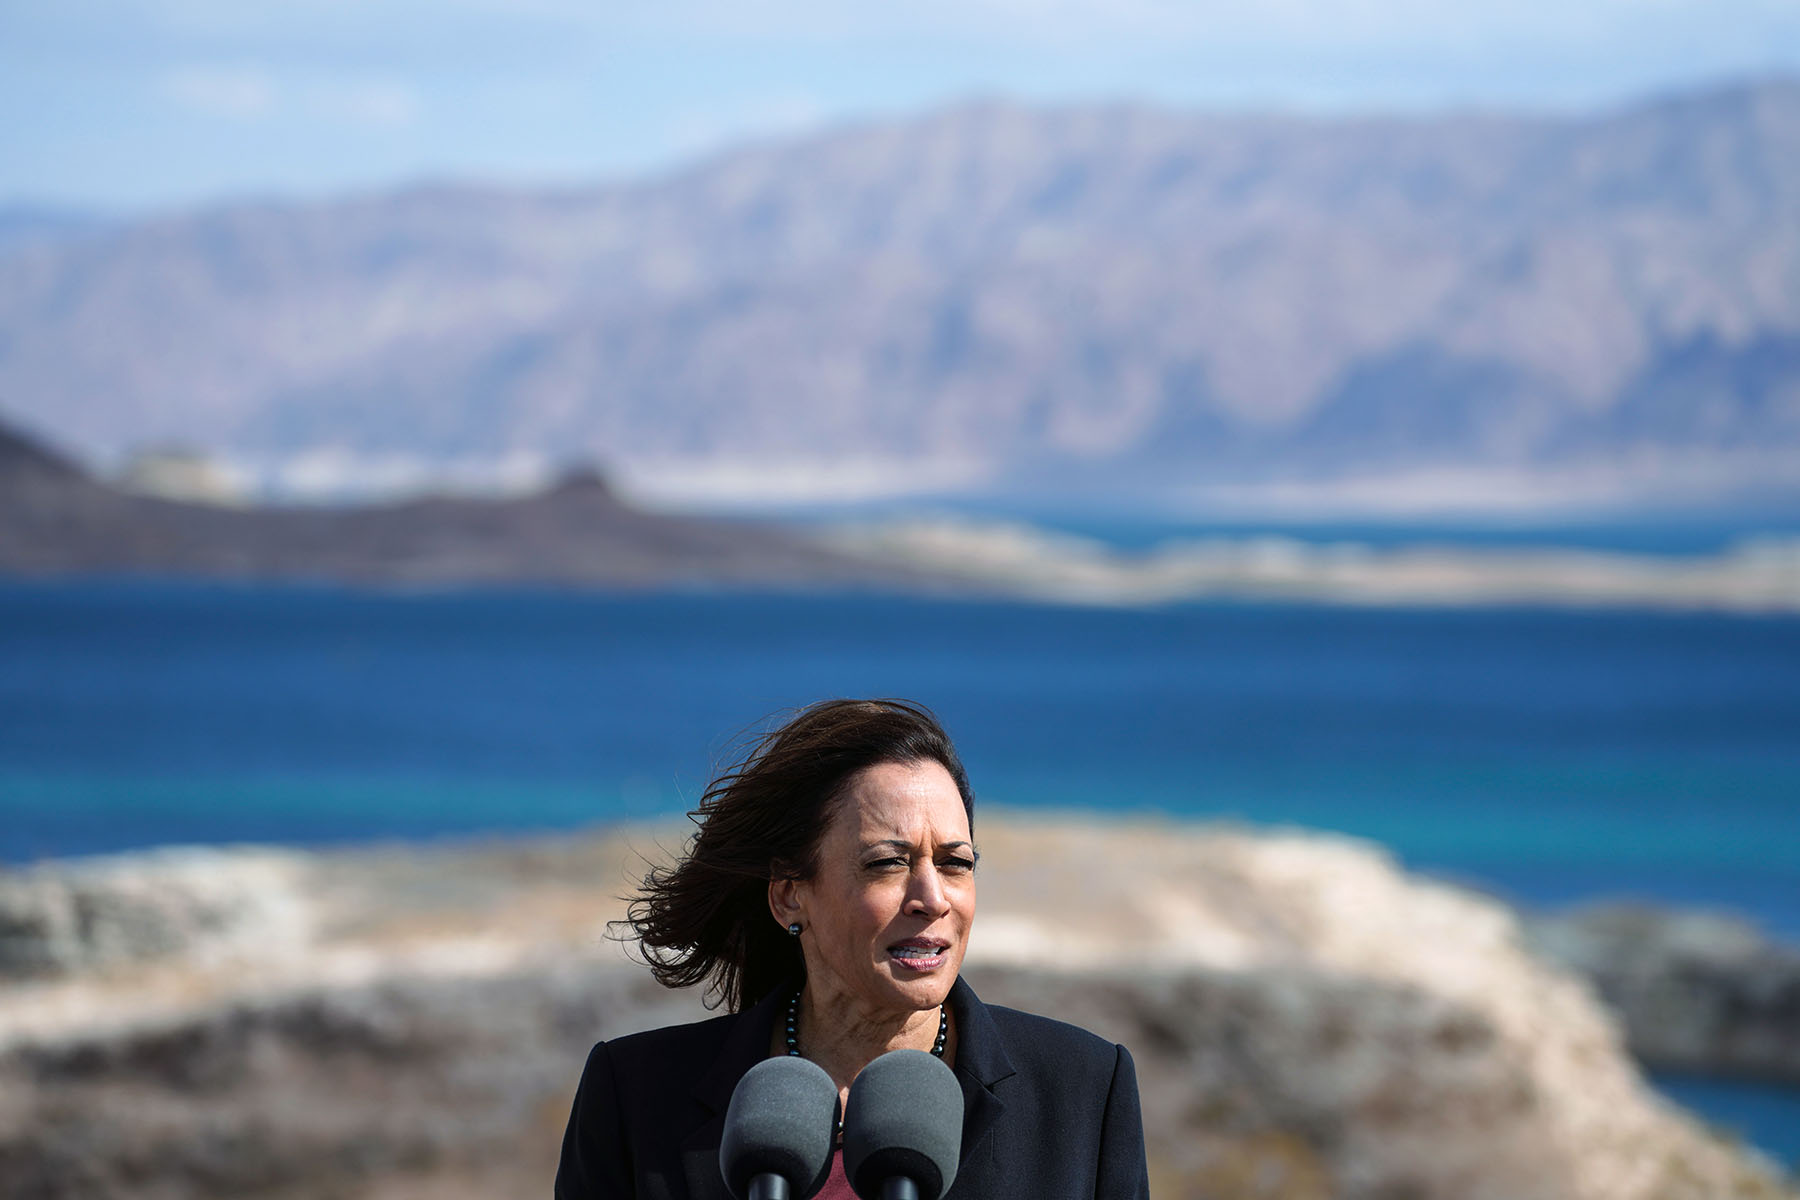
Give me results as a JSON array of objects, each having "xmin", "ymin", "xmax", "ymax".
[
  {"xmin": 719, "ymin": 1056, "xmax": 839, "ymax": 1200},
  {"xmin": 842, "ymin": 1049, "xmax": 964, "ymax": 1200}
]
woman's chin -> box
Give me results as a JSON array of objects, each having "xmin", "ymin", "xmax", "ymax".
[{"xmin": 875, "ymin": 964, "xmax": 956, "ymax": 1008}]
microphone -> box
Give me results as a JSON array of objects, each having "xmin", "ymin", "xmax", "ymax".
[
  {"xmin": 842, "ymin": 1050, "xmax": 964, "ymax": 1200},
  {"xmin": 719, "ymin": 1056, "xmax": 839, "ymax": 1200}
]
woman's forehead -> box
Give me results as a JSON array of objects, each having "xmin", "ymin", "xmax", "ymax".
[{"xmin": 833, "ymin": 760, "xmax": 969, "ymax": 841}]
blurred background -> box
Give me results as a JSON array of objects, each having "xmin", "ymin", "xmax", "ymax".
[{"xmin": 3, "ymin": 2, "xmax": 1800, "ymax": 1196}]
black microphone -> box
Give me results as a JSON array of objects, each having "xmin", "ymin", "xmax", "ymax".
[
  {"xmin": 719, "ymin": 1056, "xmax": 839, "ymax": 1200},
  {"xmin": 842, "ymin": 1049, "xmax": 964, "ymax": 1200}
]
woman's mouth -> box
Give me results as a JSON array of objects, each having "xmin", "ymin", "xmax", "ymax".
[{"xmin": 887, "ymin": 939, "xmax": 950, "ymax": 970}]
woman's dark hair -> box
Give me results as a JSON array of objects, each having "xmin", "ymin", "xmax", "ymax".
[{"xmin": 623, "ymin": 698, "xmax": 974, "ymax": 1013}]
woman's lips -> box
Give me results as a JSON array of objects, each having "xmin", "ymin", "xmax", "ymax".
[{"xmin": 888, "ymin": 938, "xmax": 950, "ymax": 970}]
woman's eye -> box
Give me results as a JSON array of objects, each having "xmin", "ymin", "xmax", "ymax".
[
  {"xmin": 941, "ymin": 857, "xmax": 976, "ymax": 872},
  {"xmin": 866, "ymin": 856, "xmax": 907, "ymax": 870}
]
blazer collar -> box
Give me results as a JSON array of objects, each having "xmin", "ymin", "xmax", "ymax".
[
  {"xmin": 945, "ymin": 974, "xmax": 1017, "ymax": 1166},
  {"xmin": 691, "ymin": 982, "xmax": 790, "ymax": 1115},
  {"xmin": 945, "ymin": 974, "xmax": 1016, "ymax": 1089}
]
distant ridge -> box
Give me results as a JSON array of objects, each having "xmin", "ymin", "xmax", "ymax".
[
  {"xmin": 0, "ymin": 205, "xmax": 110, "ymax": 256},
  {"xmin": 0, "ymin": 418, "xmax": 898, "ymax": 588},
  {"xmin": 0, "ymin": 420, "xmax": 83, "ymax": 481},
  {"xmin": 2, "ymin": 76, "xmax": 1798, "ymax": 511}
]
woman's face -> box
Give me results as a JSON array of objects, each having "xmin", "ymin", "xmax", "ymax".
[{"xmin": 776, "ymin": 759, "xmax": 977, "ymax": 1019}]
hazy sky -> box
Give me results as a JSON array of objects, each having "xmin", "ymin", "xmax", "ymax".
[{"xmin": 5, "ymin": 0, "xmax": 1798, "ymax": 213}]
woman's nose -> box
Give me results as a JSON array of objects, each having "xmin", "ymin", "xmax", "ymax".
[{"xmin": 906, "ymin": 863, "xmax": 950, "ymax": 917}]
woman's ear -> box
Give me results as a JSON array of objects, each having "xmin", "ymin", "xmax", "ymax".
[{"xmin": 768, "ymin": 876, "xmax": 804, "ymax": 930}]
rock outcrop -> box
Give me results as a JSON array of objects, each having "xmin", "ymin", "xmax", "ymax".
[
  {"xmin": 0, "ymin": 819, "xmax": 1791, "ymax": 1199},
  {"xmin": 1528, "ymin": 903, "xmax": 1800, "ymax": 1084},
  {"xmin": 0, "ymin": 847, "xmax": 314, "ymax": 977}
]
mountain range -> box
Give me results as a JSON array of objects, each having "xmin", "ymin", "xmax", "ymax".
[{"xmin": 2, "ymin": 77, "xmax": 1798, "ymax": 512}]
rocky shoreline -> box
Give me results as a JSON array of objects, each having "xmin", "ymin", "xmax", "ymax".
[
  {"xmin": 2, "ymin": 819, "xmax": 1794, "ymax": 1199},
  {"xmin": 1526, "ymin": 903, "xmax": 1800, "ymax": 1085},
  {"xmin": 821, "ymin": 518, "xmax": 1800, "ymax": 613}
]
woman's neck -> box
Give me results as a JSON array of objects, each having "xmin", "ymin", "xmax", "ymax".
[{"xmin": 787, "ymin": 982, "xmax": 954, "ymax": 1095}]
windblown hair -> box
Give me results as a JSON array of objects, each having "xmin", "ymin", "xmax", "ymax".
[{"xmin": 624, "ymin": 698, "xmax": 974, "ymax": 1013}]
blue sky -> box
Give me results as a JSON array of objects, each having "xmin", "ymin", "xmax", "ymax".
[{"xmin": 4, "ymin": 0, "xmax": 1799, "ymax": 214}]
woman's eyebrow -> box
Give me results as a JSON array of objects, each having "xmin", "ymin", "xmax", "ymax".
[{"xmin": 860, "ymin": 838, "xmax": 975, "ymax": 852}]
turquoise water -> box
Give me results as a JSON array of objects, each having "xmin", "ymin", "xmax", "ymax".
[
  {"xmin": 1652, "ymin": 1073, "xmax": 1800, "ymax": 1169},
  {"xmin": 6, "ymin": 583, "xmax": 1799, "ymax": 919},
  {"xmin": 4, "ymin": 581, "xmax": 1799, "ymax": 1164}
]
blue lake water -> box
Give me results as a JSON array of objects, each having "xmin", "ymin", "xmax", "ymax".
[
  {"xmin": 7, "ymin": 583, "xmax": 1798, "ymax": 921},
  {"xmin": 3, "ymin": 580, "xmax": 1798, "ymax": 1165},
  {"xmin": 1651, "ymin": 1073, "xmax": 1800, "ymax": 1170}
]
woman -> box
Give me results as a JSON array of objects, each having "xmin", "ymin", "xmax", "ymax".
[{"xmin": 555, "ymin": 699, "xmax": 1149, "ymax": 1200}]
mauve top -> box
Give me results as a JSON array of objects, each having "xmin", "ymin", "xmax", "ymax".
[{"xmin": 815, "ymin": 1150, "xmax": 856, "ymax": 1200}]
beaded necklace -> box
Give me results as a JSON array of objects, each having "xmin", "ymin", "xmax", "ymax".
[{"xmin": 784, "ymin": 989, "xmax": 949, "ymax": 1060}]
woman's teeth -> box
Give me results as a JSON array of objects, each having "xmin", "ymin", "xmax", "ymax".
[{"xmin": 891, "ymin": 946, "xmax": 941, "ymax": 959}]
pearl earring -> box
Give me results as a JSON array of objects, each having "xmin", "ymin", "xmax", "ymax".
[{"xmin": 787, "ymin": 923, "xmax": 802, "ymax": 937}]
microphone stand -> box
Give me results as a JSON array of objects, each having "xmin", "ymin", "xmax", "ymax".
[
  {"xmin": 880, "ymin": 1180, "xmax": 919, "ymax": 1200},
  {"xmin": 747, "ymin": 1173, "xmax": 791, "ymax": 1200}
]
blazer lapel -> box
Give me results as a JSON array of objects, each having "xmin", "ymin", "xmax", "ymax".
[
  {"xmin": 946, "ymin": 976, "xmax": 1017, "ymax": 1165},
  {"xmin": 680, "ymin": 985, "xmax": 788, "ymax": 1200},
  {"xmin": 681, "ymin": 1115, "xmax": 731, "ymax": 1200}
]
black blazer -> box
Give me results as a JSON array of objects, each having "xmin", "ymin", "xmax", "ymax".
[{"xmin": 555, "ymin": 975, "xmax": 1150, "ymax": 1200}]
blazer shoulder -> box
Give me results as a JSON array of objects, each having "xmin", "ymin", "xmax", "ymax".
[
  {"xmin": 980, "ymin": 1002, "xmax": 1123, "ymax": 1072},
  {"xmin": 588, "ymin": 1006, "xmax": 740, "ymax": 1075}
]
